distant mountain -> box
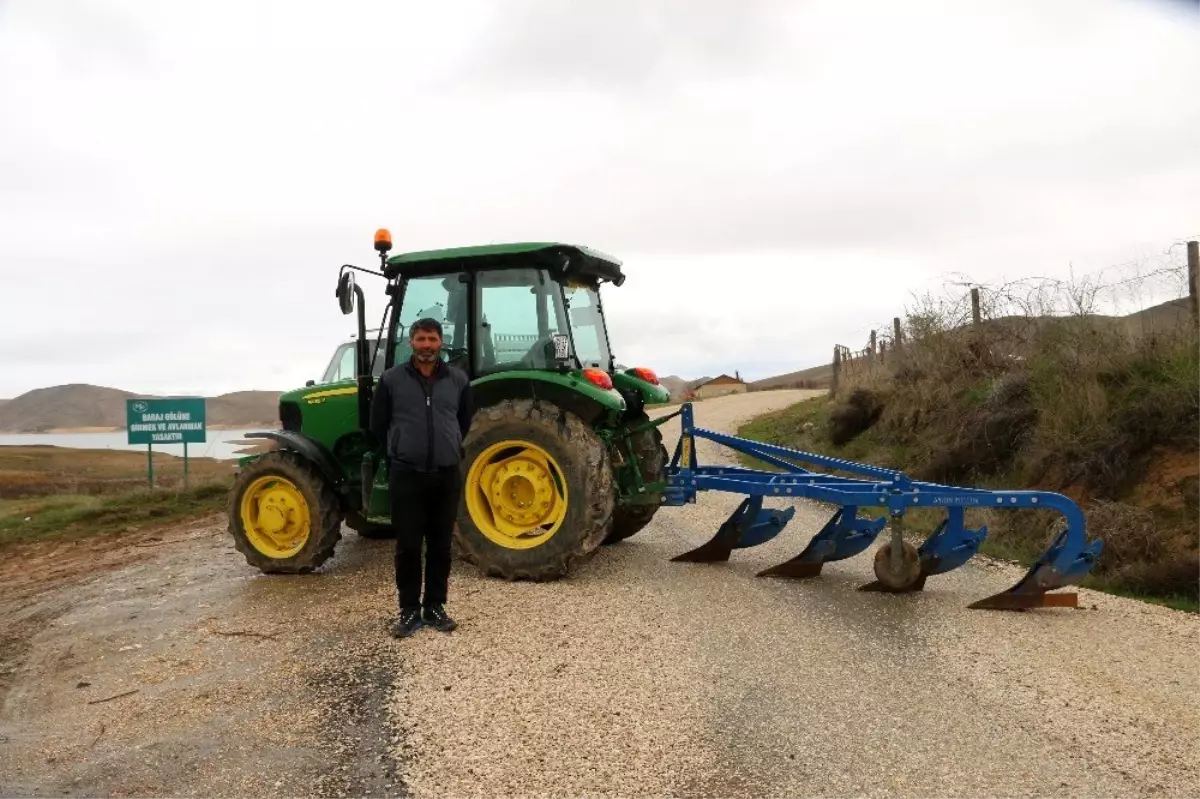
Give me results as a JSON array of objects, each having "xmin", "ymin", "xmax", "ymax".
[
  {"xmin": 0, "ymin": 384, "xmax": 281, "ymax": 433},
  {"xmin": 658, "ymin": 375, "xmax": 709, "ymax": 402}
]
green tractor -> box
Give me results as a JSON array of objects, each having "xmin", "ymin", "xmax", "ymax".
[{"xmin": 227, "ymin": 231, "xmax": 672, "ymax": 580}]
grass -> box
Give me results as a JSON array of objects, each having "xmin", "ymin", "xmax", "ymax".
[
  {"xmin": 0, "ymin": 445, "xmax": 235, "ymax": 549},
  {"xmin": 0, "ymin": 482, "xmax": 231, "ymax": 548}
]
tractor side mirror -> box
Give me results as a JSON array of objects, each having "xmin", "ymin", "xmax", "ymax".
[{"xmin": 336, "ymin": 272, "xmax": 356, "ymax": 315}]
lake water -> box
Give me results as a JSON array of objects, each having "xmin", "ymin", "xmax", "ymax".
[{"xmin": 0, "ymin": 428, "xmax": 270, "ymax": 461}]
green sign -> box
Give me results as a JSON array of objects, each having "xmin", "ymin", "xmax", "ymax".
[{"xmin": 126, "ymin": 397, "xmax": 207, "ymax": 445}]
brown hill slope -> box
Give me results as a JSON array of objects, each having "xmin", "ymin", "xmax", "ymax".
[
  {"xmin": 206, "ymin": 391, "xmax": 282, "ymax": 428},
  {"xmin": 0, "ymin": 385, "xmax": 133, "ymax": 432},
  {"xmin": 750, "ymin": 363, "xmax": 833, "ymax": 390},
  {"xmin": 0, "ymin": 384, "xmax": 281, "ymax": 433},
  {"xmin": 658, "ymin": 375, "xmax": 709, "ymax": 402}
]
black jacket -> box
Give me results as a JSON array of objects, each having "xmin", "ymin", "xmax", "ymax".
[{"xmin": 369, "ymin": 358, "xmax": 472, "ymax": 472}]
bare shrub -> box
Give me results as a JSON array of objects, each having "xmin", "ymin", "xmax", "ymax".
[
  {"xmin": 1109, "ymin": 558, "xmax": 1199, "ymax": 598},
  {"xmin": 828, "ymin": 388, "xmax": 886, "ymax": 446},
  {"xmin": 1085, "ymin": 500, "xmax": 1164, "ymax": 565}
]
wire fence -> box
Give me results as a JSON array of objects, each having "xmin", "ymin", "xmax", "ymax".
[{"xmin": 832, "ymin": 240, "xmax": 1199, "ymax": 392}]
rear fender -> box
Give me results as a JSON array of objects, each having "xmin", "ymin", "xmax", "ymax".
[
  {"xmin": 612, "ymin": 370, "xmax": 671, "ymax": 409},
  {"xmin": 470, "ymin": 372, "xmax": 625, "ymax": 427}
]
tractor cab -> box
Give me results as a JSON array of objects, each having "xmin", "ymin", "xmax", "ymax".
[{"xmin": 376, "ymin": 242, "xmax": 624, "ymax": 383}]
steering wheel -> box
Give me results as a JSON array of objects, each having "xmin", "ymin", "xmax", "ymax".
[{"xmin": 518, "ymin": 336, "xmax": 561, "ymax": 369}]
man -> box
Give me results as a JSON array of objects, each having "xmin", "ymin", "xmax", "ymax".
[{"xmin": 369, "ymin": 317, "xmax": 472, "ymax": 638}]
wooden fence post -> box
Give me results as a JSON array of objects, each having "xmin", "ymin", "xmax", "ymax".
[
  {"xmin": 868, "ymin": 330, "xmax": 877, "ymax": 372},
  {"xmin": 1188, "ymin": 240, "xmax": 1198, "ymax": 324},
  {"xmin": 970, "ymin": 287, "xmax": 983, "ymax": 360},
  {"xmin": 893, "ymin": 316, "xmax": 902, "ymax": 350},
  {"xmin": 831, "ymin": 345, "xmax": 841, "ymax": 395}
]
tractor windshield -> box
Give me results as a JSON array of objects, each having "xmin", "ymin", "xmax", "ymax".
[
  {"xmin": 387, "ymin": 265, "xmax": 615, "ymax": 377},
  {"xmin": 473, "ymin": 267, "xmax": 572, "ymax": 375},
  {"xmin": 563, "ymin": 282, "xmax": 612, "ymax": 370}
]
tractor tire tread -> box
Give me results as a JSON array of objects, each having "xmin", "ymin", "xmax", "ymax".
[
  {"xmin": 455, "ymin": 398, "xmax": 614, "ymax": 581},
  {"xmin": 227, "ymin": 449, "xmax": 343, "ymax": 574},
  {"xmin": 605, "ymin": 412, "xmax": 668, "ymax": 545},
  {"xmin": 345, "ymin": 510, "xmax": 395, "ymax": 539}
]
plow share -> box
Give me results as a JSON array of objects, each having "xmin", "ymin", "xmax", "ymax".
[{"xmin": 645, "ymin": 403, "xmax": 1103, "ymax": 610}]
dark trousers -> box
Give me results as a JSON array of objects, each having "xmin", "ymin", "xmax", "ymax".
[{"xmin": 390, "ymin": 464, "xmax": 460, "ymax": 609}]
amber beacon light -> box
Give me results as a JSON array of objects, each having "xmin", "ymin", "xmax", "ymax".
[{"xmin": 374, "ymin": 228, "xmax": 392, "ymax": 253}]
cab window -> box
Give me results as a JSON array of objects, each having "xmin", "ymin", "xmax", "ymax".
[
  {"xmin": 473, "ymin": 268, "xmax": 570, "ymax": 375},
  {"xmin": 393, "ymin": 273, "xmax": 470, "ymax": 370},
  {"xmin": 321, "ymin": 344, "xmax": 356, "ymax": 383}
]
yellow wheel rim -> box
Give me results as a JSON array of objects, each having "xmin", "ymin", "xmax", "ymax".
[
  {"xmin": 465, "ymin": 439, "xmax": 568, "ymax": 550},
  {"xmin": 238, "ymin": 474, "xmax": 311, "ymax": 558}
]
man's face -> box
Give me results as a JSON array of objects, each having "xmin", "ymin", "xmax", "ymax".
[{"xmin": 410, "ymin": 328, "xmax": 442, "ymax": 363}]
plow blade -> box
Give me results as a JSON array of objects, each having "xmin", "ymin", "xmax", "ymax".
[
  {"xmin": 968, "ymin": 527, "xmax": 1103, "ymax": 610},
  {"xmin": 858, "ymin": 506, "xmax": 987, "ymax": 593},
  {"xmin": 671, "ymin": 495, "xmax": 795, "ymax": 563},
  {"xmin": 757, "ymin": 506, "xmax": 885, "ymax": 579}
]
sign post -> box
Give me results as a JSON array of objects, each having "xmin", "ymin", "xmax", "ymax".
[{"xmin": 125, "ymin": 398, "xmax": 207, "ymax": 488}]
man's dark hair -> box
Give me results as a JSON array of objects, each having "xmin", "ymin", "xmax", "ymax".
[{"xmin": 409, "ymin": 318, "xmax": 443, "ymax": 339}]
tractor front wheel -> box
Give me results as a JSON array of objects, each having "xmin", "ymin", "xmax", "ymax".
[
  {"xmin": 455, "ymin": 398, "xmax": 614, "ymax": 580},
  {"xmin": 227, "ymin": 450, "xmax": 343, "ymax": 573}
]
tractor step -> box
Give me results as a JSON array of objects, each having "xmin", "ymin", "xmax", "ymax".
[{"xmin": 661, "ymin": 402, "xmax": 1104, "ymax": 611}]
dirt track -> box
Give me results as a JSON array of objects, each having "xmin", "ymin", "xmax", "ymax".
[{"xmin": 1, "ymin": 390, "xmax": 1197, "ymax": 798}]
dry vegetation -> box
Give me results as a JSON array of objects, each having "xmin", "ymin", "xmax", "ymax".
[
  {"xmin": 0, "ymin": 446, "xmax": 235, "ymax": 548},
  {"xmin": 741, "ymin": 256, "xmax": 1199, "ymax": 609}
]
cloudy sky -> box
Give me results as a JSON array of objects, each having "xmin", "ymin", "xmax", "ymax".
[{"xmin": 1, "ymin": 0, "xmax": 1196, "ymax": 399}]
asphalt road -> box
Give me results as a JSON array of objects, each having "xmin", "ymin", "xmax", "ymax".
[{"xmin": 1, "ymin": 389, "xmax": 1196, "ymax": 798}]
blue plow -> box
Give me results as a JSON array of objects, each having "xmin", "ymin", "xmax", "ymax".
[{"xmin": 658, "ymin": 403, "xmax": 1103, "ymax": 610}]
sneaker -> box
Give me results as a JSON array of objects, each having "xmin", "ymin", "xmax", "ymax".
[
  {"xmin": 390, "ymin": 606, "xmax": 423, "ymax": 638},
  {"xmin": 422, "ymin": 604, "xmax": 457, "ymax": 632}
]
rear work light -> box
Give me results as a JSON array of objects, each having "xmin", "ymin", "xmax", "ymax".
[
  {"xmin": 582, "ymin": 368, "xmax": 614, "ymax": 390},
  {"xmin": 630, "ymin": 366, "xmax": 659, "ymax": 384}
]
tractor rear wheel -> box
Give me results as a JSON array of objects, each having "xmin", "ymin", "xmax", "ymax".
[
  {"xmin": 227, "ymin": 450, "xmax": 343, "ymax": 573},
  {"xmin": 455, "ymin": 398, "xmax": 614, "ymax": 580},
  {"xmin": 604, "ymin": 412, "xmax": 668, "ymax": 544},
  {"xmin": 345, "ymin": 510, "xmax": 395, "ymax": 539}
]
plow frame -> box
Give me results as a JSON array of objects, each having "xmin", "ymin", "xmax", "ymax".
[{"xmin": 655, "ymin": 402, "xmax": 1104, "ymax": 610}]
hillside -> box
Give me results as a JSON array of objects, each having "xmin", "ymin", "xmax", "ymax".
[
  {"xmin": 738, "ymin": 296, "xmax": 1199, "ymax": 607},
  {"xmin": 0, "ymin": 384, "xmax": 281, "ymax": 433},
  {"xmin": 750, "ymin": 362, "xmax": 833, "ymax": 390}
]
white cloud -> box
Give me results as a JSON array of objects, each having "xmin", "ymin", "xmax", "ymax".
[{"xmin": 0, "ymin": 0, "xmax": 1196, "ymax": 397}]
